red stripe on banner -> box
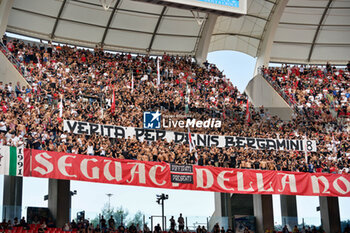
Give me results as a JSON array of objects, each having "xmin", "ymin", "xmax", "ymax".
[{"xmin": 26, "ymin": 149, "xmax": 350, "ymax": 197}]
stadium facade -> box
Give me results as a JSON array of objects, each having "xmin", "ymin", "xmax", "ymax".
[{"xmin": 0, "ymin": 0, "xmax": 349, "ymax": 233}]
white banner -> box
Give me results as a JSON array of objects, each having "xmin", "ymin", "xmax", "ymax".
[
  {"xmin": 63, "ymin": 120, "xmax": 317, "ymax": 152},
  {"xmin": 0, "ymin": 146, "xmax": 25, "ymax": 176}
]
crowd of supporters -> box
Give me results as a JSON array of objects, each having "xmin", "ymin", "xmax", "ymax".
[
  {"xmin": 0, "ymin": 36, "xmax": 349, "ymax": 174},
  {"xmin": 261, "ymin": 64, "xmax": 350, "ymax": 118},
  {"xmin": 2, "ymin": 215, "xmax": 349, "ymax": 233}
]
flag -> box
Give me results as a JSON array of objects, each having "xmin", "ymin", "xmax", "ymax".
[
  {"xmin": 131, "ymin": 72, "xmax": 134, "ymax": 93},
  {"xmin": 303, "ymin": 136, "xmax": 308, "ymax": 164},
  {"xmin": 332, "ymin": 135, "xmax": 337, "ymax": 154},
  {"xmin": 59, "ymin": 95, "xmax": 63, "ymax": 118},
  {"xmin": 188, "ymin": 127, "xmax": 198, "ymax": 164},
  {"xmin": 185, "ymin": 83, "xmax": 190, "ymax": 114},
  {"xmin": 187, "ymin": 83, "xmax": 191, "ymax": 103},
  {"xmin": 111, "ymin": 87, "xmax": 115, "ymax": 114},
  {"xmin": 157, "ymin": 58, "xmax": 160, "ymax": 88},
  {"xmin": 100, "ymin": 99, "xmax": 104, "ymax": 119},
  {"xmin": 0, "ymin": 146, "xmax": 25, "ymax": 176},
  {"xmin": 246, "ymin": 99, "xmax": 251, "ymax": 123}
]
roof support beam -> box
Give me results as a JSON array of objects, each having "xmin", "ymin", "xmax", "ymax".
[
  {"xmin": 286, "ymin": 5, "xmax": 348, "ymax": 9},
  {"xmin": 195, "ymin": 13, "xmax": 217, "ymax": 65},
  {"xmin": 147, "ymin": 6, "xmax": 166, "ymax": 53},
  {"xmin": 246, "ymin": 14, "xmax": 268, "ymax": 21},
  {"xmin": 307, "ymin": 0, "xmax": 333, "ymax": 62},
  {"xmin": 280, "ymin": 22, "xmax": 350, "ymax": 27},
  {"xmin": 254, "ymin": 0, "xmax": 289, "ymax": 75},
  {"xmin": 265, "ymin": 0, "xmax": 276, "ymax": 4},
  {"xmin": 101, "ymin": 0, "xmax": 122, "ymax": 46},
  {"xmin": 51, "ymin": 0, "xmax": 67, "ymax": 39},
  {"xmin": 0, "ymin": 0, "xmax": 15, "ymax": 37},
  {"xmin": 274, "ymin": 41, "xmax": 350, "ymax": 46},
  {"xmin": 212, "ymin": 33, "xmax": 261, "ymax": 41}
]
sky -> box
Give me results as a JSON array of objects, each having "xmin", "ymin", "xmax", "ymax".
[{"xmin": 2, "ymin": 33, "xmax": 350, "ymax": 229}]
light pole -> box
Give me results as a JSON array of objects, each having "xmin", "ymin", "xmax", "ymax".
[
  {"xmin": 106, "ymin": 193, "xmax": 113, "ymax": 213},
  {"xmin": 156, "ymin": 193, "xmax": 168, "ymax": 231}
]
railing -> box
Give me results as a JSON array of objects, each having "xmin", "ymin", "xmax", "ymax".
[
  {"xmin": 259, "ymin": 68, "xmax": 307, "ymax": 115},
  {"xmin": 0, "ymin": 41, "xmax": 27, "ymax": 78},
  {"xmin": 259, "ymin": 68, "xmax": 297, "ymax": 107}
]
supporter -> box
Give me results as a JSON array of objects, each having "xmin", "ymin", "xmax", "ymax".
[
  {"xmin": 282, "ymin": 225, "xmax": 289, "ymax": 233},
  {"xmin": 143, "ymin": 224, "xmax": 150, "ymax": 233},
  {"xmin": 108, "ymin": 216, "xmax": 115, "ymax": 230},
  {"xmin": 293, "ymin": 225, "xmax": 299, "ymax": 233},
  {"xmin": 63, "ymin": 223, "xmax": 71, "ymax": 231},
  {"xmin": 220, "ymin": 226, "xmax": 225, "ymax": 233},
  {"xmin": 154, "ymin": 223, "xmax": 161, "ymax": 233},
  {"xmin": 47, "ymin": 217, "xmax": 55, "ymax": 228},
  {"xmin": 32, "ymin": 216, "xmax": 40, "ymax": 225},
  {"xmin": 12, "ymin": 217, "xmax": 19, "ymax": 226},
  {"xmin": 38, "ymin": 221, "xmax": 47, "ymax": 233},
  {"xmin": 0, "ymin": 219, "xmax": 7, "ymax": 230},
  {"xmin": 99, "ymin": 216, "xmax": 106, "ymax": 230},
  {"xmin": 95, "ymin": 224, "xmax": 101, "ymax": 233},
  {"xmin": 136, "ymin": 223, "xmax": 141, "ymax": 233},
  {"xmin": 118, "ymin": 224, "xmax": 125, "ymax": 233},
  {"xmin": 170, "ymin": 216, "xmax": 176, "ymax": 230},
  {"xmin": 71, "ymin": 219, "xmax": 77, "ymax": 230},
  {"xmin": 19, "ymin": 217, "xmax": 28, "ymax": 229},
  {"xmin": 344, "ymin": 224, "xmax": 350, "ymax": 233},
  {"xmin": 213, "ymin": 223, "xmax": 220, "ymax": 233},
  {"xmin": 6, "ymin": 220, "xmax": 12, "ymax": 230},
  {"xmin": 178, "ymin": 213, "xmax": 184, "ymax": 232},
  {"xmin": 1, "ymin": 35, "xmax": 7, "ymax": 45},
  {"xmin": 129, "ymin": 223, "xmax": 137, "ymax": 233}
]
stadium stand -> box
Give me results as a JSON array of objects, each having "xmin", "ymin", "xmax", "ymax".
[
  {"xmin": 261, "ymin": 65, "xmax": 349, "ymax": 118},
  {"xmin": 0, "ymin": 36, "xmax": 348, "ymax": 175}
]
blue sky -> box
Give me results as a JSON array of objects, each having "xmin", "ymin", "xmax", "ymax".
[{"xmin": 2, "ymin": 33, "xmax": 350, "ymax": 228}]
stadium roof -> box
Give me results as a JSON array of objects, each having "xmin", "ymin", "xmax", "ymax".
[{"xmin": 6, "ymin": 0, "xmax": 350, "ymax": 64}]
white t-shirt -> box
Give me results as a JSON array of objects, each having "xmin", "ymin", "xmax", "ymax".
[
  {"xmin": 0, "ymin": 122, "xmax": 7, "ymax": 131},
  {"xmin": 87, "ymin": 145, "xmax": 94, "ymax": 155},
  {"xmin": 60, "ymin": 133, "xmax": 67, "ymax": 143}
]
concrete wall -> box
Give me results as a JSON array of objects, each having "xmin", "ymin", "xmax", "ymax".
[
  {"xmin": 209, "ymin": 193, "xmax": 231, "ymax": 231},
  {"xmin": 245, "ymin": 74, "xmax": 293, "ymax": 121},
  {"xmin": 319, "ymin": 197, "xmax": 341, "ymax": 233},
  {"xmin": 231, "ymin": 194, "xmax": 254, "ymax": 217},
  {"xmin": 48, "ymin": 179, "xmax": 71, "ymax": 228},
  {"xmin": 0, "ymin": 51, "xmax": 29, "ymax": 88},
  {"xmin": 0, "ymin": 0, "xmax": 14, "ymax": 37},
  {"xmin": 2, "ymin": 176, "xmax": 22, "ymax": 221}
]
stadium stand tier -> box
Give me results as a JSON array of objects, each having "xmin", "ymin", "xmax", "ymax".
[{"xmin": 0, "ymin": 37, "xmax": 349, "ymax": 174}]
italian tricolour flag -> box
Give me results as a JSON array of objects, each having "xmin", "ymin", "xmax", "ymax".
[{"xmin": 0, "ymin": 146, "xmax": 26, "ymax": 176}]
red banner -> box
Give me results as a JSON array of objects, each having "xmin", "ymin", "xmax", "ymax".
[{"xmin": 25, "ymin": 149, "xmax": 350, "ymax": 197}]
